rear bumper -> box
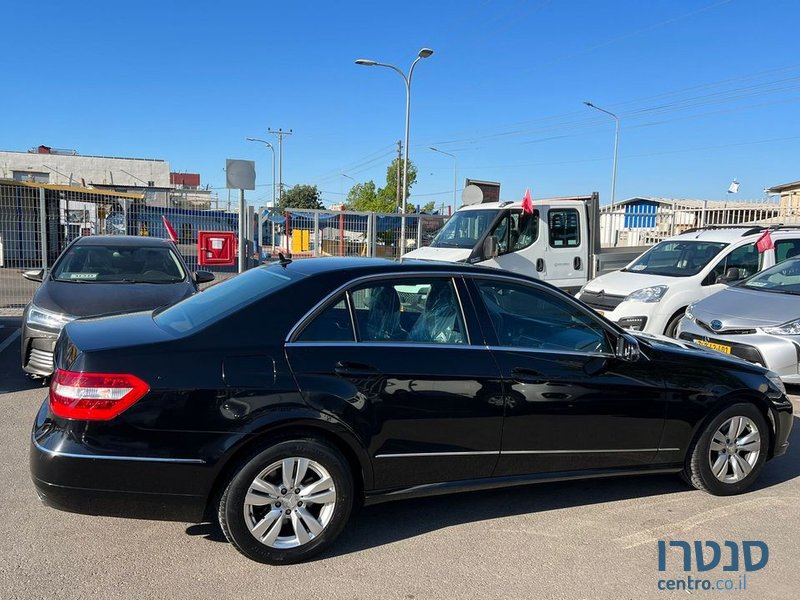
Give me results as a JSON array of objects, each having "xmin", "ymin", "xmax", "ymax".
[{"xmin": 30, "ymin": 404, "xmax": 212, "ymax": 522}]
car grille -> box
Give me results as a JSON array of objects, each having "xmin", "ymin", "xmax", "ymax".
[
  {"xmin": 696, "ymin": 319, "xmax": 756, "ymax": 335},
  {"xmin": 27, "ymin": 348, "xmax": 54, "ymax": 373},
  {"xmin": 579, "ymin": 290, "xmax": 626, "ymax": 311}
]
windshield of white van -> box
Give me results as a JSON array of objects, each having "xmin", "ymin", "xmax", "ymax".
[
  {"xmin": 625, "ymin": 240, "xmax": 727, "ymax": 277},
  {"xmin": 430, "ymin": 209, "xmax": 499, "ymax": 249}
]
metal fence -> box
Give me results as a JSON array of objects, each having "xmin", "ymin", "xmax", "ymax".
[
  {"xmin": 263, "ymin": 208, "xmax": 447, "ymax": 259},
  {"xmin": 600, "ymin": 199, "xmax": 798, "ymax": 247},
  {"xmin": 0, "ymin": 180, "xmax": 247, "ymax": 316},
  {"xmin": 0, "ymin": 181, "xmax": 448, "ymax": 315}
]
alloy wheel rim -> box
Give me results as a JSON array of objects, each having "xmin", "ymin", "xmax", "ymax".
[
  {"xmin": 707, "ymin": 416, "xmax": 761, "ymax": 484},
  {"xmin": 243, "ymin": 457, "xmax": 337, "ymax": 549}
]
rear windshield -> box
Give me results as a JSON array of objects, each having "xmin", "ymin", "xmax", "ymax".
[
  {"xmin": 154, "ymin": 267, "xmax": 295, "ymax": 334},
  {"xmin": 625, "ymin": 240, "xmax": 727, "ymax": 277},
  {"xmin": 51, "ymin": 244, "xmax": 186, "ymax": 283}
]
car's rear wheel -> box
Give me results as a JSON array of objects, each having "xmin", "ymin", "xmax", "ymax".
[
  {"xmin": 218, "ymin": 439, "xmax": 353, "ymax": 564},
  {"xmin": 683, "ymin": 403, "xmax": 768, "ymax": 496}
]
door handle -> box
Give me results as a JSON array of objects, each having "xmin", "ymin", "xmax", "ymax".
[
  {"xmin": 573, "ymin": 256, "xmax": 582, "ymax": 270},
  {"xmin": 335, "ymin": 361, "xmax": 379, "ymax": 378},
  {"xmin": 511, "ymin": 367, "xmax": 545, "ymax": 384},
  {"xmin": 536, "ymin": 258, "xmax": 545, "ymax": 272}
]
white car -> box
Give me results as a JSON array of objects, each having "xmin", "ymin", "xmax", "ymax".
[{"xmin": 576, "ymin": 226, "xmax": 800, "ymax": 337}]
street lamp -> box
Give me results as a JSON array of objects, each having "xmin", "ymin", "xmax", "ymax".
[
  {"xmin": 245, "ymin": 137, "xmax": 276, "ymax": 207},
  {"xmin": 583, "ymin": 101, "xmax": 620, "ymax": 211},
  {"xmin": 356, "ymin": 47, "xmax": 434, "ymax": 254},
  {"xmin": 429, "ymin": 146, "xmax": 457, "ymax": 211}
]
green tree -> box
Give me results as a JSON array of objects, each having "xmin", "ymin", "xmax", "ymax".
[
  {"xmin": 420, "ymin": 201, "xmax": 436, "ymax": 213},
  {"xmin": 377, "ymin": 158, "xmax": 418, "ymax": 212},
  {"xmin": 346, "ymin": 180, "xmax": 393, "ymax": 212},
  {"xmin": 278, "ymin": 184, "xmax": 323, "ymax": 210}
]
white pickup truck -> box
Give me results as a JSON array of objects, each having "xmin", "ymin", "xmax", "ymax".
[
  {"xmin": 404, "ymin": 193, "xmax": 646, "ymax": 293},
  {"xmin": 575, "ymin": 225, "xmax": 800, "ymax": 337}
]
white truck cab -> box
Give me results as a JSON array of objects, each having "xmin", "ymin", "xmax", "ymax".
[
  {"xmin": 576, "ymin": 226, "xmax": 800, "ymax": 337},
  {"xmin": 405, "ymin": 193, "xmax": 643, "ymax": 293}
]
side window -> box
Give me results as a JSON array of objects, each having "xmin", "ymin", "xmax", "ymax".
[
  {"xmin": 475, "ymin": 279, "xmax": 610, "ymax": 353},
  {"xmin": 548, "ymin": 209, "xmax": 581, "ymax": 248},
  {"xmin": 489, "ymin": 212, "xmax": 512, "ymax": 254},
  {"xmin": 489, "ymin": 210, "xmax": 540, "ymax": 255},
  {"xmin": 350, "ymin": 278, "xmax": 466, "ymax": 345},
  {"xmin": 715, "ymin": 243, "xmax": 760, "ymax": 280},
  {"xmin": 296, "ymin": 297, "xmax": 354, "ymax": 342},
  {"xmin": 775, "ymin": 239, "xmax": 800, "ymax": 263},
  {"xmin": 512, "ymin": 210, "xmax": 539, "ymax": 251}
]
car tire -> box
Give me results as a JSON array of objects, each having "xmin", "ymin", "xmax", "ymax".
[
  {"xmin": 218, "ymin": 439, "xmax": 353, "ymax": 564},
  {"xmin": 682, "ymin": 403, "xmax": 769, "ymax": 496},
  {"xmin": 664, "ymin": 311, "xmax": 685, "ymax": 338}
]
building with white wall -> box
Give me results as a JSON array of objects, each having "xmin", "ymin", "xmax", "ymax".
[{"xmin": 0, "ymin": 146, "xmax": 171, "ymax": 188}]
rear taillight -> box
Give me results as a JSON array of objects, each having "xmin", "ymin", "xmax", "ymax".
[{"xmin": 49, "ymin": 369, "xmax": 150, "ymax": 421}]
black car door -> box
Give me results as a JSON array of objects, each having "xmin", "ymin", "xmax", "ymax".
[
  {"xmin": 464, "ymin": 275, "xmax": 667, "ymax": 476},
  {"xmin": 285, "ymin": 274, "xmax": 505, "ymax": 491}
]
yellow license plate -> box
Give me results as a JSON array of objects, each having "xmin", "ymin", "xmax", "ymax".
[{"xmin": 693, "ymin": 339, "xmax": 731, "ymax": 354}]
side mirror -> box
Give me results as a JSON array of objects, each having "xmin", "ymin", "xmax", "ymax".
[
  {"xmin": 615, "ymin": 333, "xmax": 640, "ymax": 362},
  {"xmin": 483, "ymin": 235, "xmax": 499, "ymax": 260},
  {"xmin": 194, "ymin": 270, "xmax": 215, "ymax": 284},
  {"xmin": 715, "ymin": 267, "xmax": 741, "ymax": 285},
  {"xmin": 22, "ymin": 269, "xmax": 44, "ymax": 282}
]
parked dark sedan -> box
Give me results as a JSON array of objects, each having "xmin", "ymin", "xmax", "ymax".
[
  {"xmin": 21, "ymin": 235, "xmax": 214, "ymax": 376},
  {"xmin": 30, "ymin": 258, "xmax": 792, "ymax": 564}
]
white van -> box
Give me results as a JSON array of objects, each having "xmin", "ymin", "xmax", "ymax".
[
  {"xmin": 404, "ymin": 193, "xmax": 645, "ymax": 292},
  {"xmin": 576, "ymin": 226, "xmax": 800, "ymax": 337}
]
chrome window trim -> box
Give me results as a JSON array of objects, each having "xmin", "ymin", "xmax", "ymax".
[
  {"xmin": 286, "ymin": 341, "xmax": 488, "ymax": 351},
  {"xmin": 487, "ymin": 345, "xmax": 616, "ymax": 359},
  {"xmin": 286, "ymin": 271, "xmax": 473, "ymax": 345},
  {"xmin": 33, "ymin": 438, "xmax": 206, "ymax": 464}
]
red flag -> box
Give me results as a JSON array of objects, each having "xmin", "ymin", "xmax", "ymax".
[
  {"xmin": 522, "ymin": 188, "xmax": 533, "ymax": 214},
  {"xmin": 162, "ymin": 215, "xmax": 178, "ymax": 243},
  {"xmin": 756, "ymin": 230, "xmax": 774, "ymax": 253}
]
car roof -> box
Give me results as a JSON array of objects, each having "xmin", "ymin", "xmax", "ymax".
[
  {"xmin": 70, "ymin": 235, "xmax": 176, "ymax": 248},
  {"xmin": 668, "ymin": 227, "xmax": 800, "ymax": 244},
  {"xmin": 274, "ymin": 256, "xmax": 529, "ymax": 280}
]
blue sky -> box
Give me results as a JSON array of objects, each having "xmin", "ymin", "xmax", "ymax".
[{"xmin": 4, "ymin": 0, "xmax": 799, "ymax": 209}]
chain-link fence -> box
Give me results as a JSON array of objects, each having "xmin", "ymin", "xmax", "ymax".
[
  {"xmin": 266, "ymin": 208, "xmax": 447, "ymax": 259},
  {"xmin": 0, "ymin": 180, "xmax": 249, "ymax": 315}
]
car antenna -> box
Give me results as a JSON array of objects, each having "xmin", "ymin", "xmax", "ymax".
[{"xmin": 277, "ymin": 252, "xmax": 292, "ymax": 267}]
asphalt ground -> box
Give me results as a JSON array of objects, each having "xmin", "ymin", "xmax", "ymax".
[{"xmin": 0, "ymin": 317, "xmax": 798, "ymax": 599}]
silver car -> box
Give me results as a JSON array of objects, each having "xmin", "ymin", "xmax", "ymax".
[{"xmin": 676, "ymin": 257, "xmax": 800, "ymax": 383}]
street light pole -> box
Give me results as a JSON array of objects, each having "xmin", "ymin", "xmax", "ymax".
[
  {"xmin": 245, "ymin": 138, "xmax": 276, "ymax": 207},
  {"xmin": 429, "ymin": 146, "xmax": 457, "ymax": 211},
  {"xmin": 356, "ymin": 48, "xmax": 434, "ymax": 255},
  {"xmin": 583, "ymin": 101, "xmax": 619, "ymax": 211}
]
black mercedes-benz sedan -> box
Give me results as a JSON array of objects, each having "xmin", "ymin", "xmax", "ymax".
[
  {"xmin": 21, "ymin": 235, "xmax": 214, "ymax": 377},
  {"xmin": 30, "ymin": 257, "xmax": 793, "ymax": 564}
]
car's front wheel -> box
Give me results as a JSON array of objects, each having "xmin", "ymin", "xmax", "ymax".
[
  {"xmin": 218, "ymin": 439, "xmax": 353, "ymax": 564},
  {"xmin": 683, "ymin": 403, "xmax": 768, "ymax": 496}
]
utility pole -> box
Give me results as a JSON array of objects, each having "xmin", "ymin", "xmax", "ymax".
[
  {"xmin": 395, "ymin": 140, "xmax": 402, "ymax": 210},
  {"xmin": 267, "ymin": 128, "xmax": 292, "ymax": 204}
]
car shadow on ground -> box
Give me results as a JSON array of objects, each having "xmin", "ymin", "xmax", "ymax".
[{"xmin": 186, "ymin": 415, "xmax": 800, "ymax": 558}]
